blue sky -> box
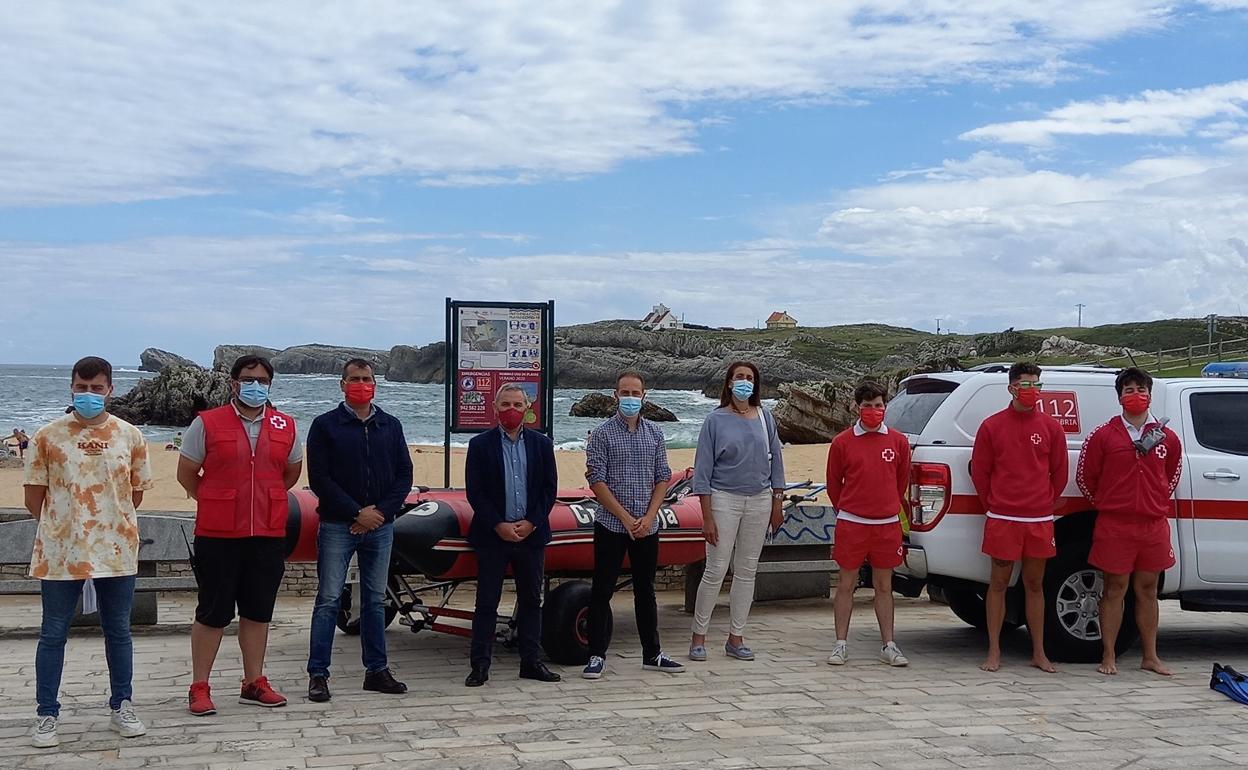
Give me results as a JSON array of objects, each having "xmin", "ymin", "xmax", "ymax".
[{"xmin": 2, "ymin": 2, "xmax": 1247, "ymax": 365}]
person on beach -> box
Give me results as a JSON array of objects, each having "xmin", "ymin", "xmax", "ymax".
[
  {"xmin": 305, "ymin": 359, "xmax": 412, "ymax": 702},
  {"xmin": 689, "ymin": 361, "xmax": 786, "ymax": 662},
  {"xmin": 1077, "ymin": 367, "xmax": 1181, "ymax": 676},
  {"xmin": 8, "ymin": 427, "xmax": 30, "ymax": 458},
  {"xmin": 582, "ymin": 371, "xmax": 685, "ymax": 679},
  {"xmin": 23, "ymin": 356, "xmax": 153, "ymax": 748},
  {"xmin": 825, "ymin": 381, "xmax": 912, "ymax": 667},
  {"xmin": 176, "ymin": 355, "xmax": 302, "ymax": 715},
  {"xmin": 463, "ymin": 383, "xmax": 560, "ymax": 687},
  {"xmin": 971, "ymin": 362, "xmax": 1067, "ymax": 673}
]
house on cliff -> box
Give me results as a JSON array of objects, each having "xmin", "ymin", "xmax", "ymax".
[
  {"xmin": 640, "ymin": 303, "xmax": 683, "ymax": 331},
  {"xmin": 766, "ymin": 311, "xmax": 798, "ymax": 329}
]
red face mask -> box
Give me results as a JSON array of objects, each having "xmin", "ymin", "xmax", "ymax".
[
  {"xmin": 345, "ymin": 382, "xmax": 376, "ymax": 405},
  {"xmin": 1121, "ymin": 392, "xmax": 1151, "ymax": 415},
  {"xmin": 498, "ymin": 407, "xmax": 525, "ymax": 432},
  {"xmin": 859, "ymin": 406, "xmax": 885, "ymax": 429},
  {"xmin": 1013, "ymin": 387, "xmax": 1041, "ymax": 409}
]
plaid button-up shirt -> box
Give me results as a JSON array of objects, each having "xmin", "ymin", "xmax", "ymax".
[{"xmin": 585, "ymin": 413, "xmax": 672, "ymax": 535}]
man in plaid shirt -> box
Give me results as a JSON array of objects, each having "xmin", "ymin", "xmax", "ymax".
[{"xmin": 582, "ymin": 371, "xmax": 686, "ymax": 679}]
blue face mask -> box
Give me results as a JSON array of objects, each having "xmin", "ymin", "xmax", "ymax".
[
  {"xmin": 618, "ymin": 396, "xmax": 643, "ymax": 417},
  {"xmin": 238, "ymin": 381, "xmax": 270, "ymax": 408},
  {"xmin": 72, "ymin": 392, "xmax": 106, "ymax": 419},
  {"xmin": 731, "ymin": 380, "xmax": 755, "ymax": 401}
]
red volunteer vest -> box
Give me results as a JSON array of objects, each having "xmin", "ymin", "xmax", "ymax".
[{"xmin": 195, "ymin": 404, "xmax": 297, "ymax": 538}]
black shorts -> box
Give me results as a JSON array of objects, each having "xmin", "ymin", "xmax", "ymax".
[{"xmin": 192, "ymin": 536, "xmax": 285, "ymax": 628}]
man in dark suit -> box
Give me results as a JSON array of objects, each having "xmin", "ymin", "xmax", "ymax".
[{"xmin": 464, "ymin": 383, "xmax": 560, "ymax": 687}]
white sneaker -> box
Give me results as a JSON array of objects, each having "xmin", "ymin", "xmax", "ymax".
[
  {"xmin": 32, "ymin": 715, "xmax": 58, "ymax": 748},
  {"xmin": 879, "ymin": 642, "xmax": 909, "ymax": 667},
  {"xmin": 109, "ymin": 699, "xmax": 147, "ymax": 738},
  {"xmin": 827, "ymin": 643, "xmax": 848, "ymax": 666}
]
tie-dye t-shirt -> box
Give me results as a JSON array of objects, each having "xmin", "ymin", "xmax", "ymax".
[{"xmin": 23, "ymin": 413, "xmax": 154, "ymax": 580}]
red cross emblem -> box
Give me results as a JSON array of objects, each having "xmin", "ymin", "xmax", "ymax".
[
  {"xmin": 1155, "ymin": 444, "xmax": 1168, "ymax": 459},
  {"xmin": 269, "ymin": 415, "xmax": 288, "ymax": 431},
  {"xmin": 881, "ymin": 448, "xmax": 896, "ymax": 462},
  {"xmin": 1031, "ymin": 433, "xmax": 1042, "ymax": 445}
]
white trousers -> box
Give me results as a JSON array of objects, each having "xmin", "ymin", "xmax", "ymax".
[{"xmin": 691, "ymin": 489, "xmax": 772, "ymax": 636}]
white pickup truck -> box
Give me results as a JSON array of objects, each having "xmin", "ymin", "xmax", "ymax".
[{"xmin": 889, "ymin": 366, "xmax": 1248, "ymax": 662}]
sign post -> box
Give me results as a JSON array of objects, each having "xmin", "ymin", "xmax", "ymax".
[{"xmin": 443, "ymin": 298, "xmax": 556, "ymax": 487}]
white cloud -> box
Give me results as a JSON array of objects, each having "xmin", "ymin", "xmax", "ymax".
[
  {"xmin": 1, "ymin": 1, "xmax": 1234, "ymax": 206},
  {"xmin": 962, "ymin": 79, "xmax": 1248, "ymax": 146}
]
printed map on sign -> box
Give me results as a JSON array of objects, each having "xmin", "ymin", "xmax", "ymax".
[{"xmin": 454, "ymin": 306, "xmax": 545, "ymax": 430}]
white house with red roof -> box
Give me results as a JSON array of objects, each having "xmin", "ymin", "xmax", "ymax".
[
  {"xmin": 640, "ymin": 303, "xmax": 683, "ymax": 331},
  {"xmin": 765, "ymin": 310, "xmax": 798, "ymax": 329}
]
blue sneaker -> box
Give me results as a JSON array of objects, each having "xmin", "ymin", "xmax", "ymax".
[
  {"xmin": 582, "ymin": 655, "xmax": 605, "ymax": 680},
  {"xmin": 725, "ymin": 641, "xmax": 755, "ymax": 661},
  {"xmin": 688, "ymin": 645, "xmax": 707, "ymax": 662},
  {"xmin": 643, "ymin": 653, "xmax": 686, "ymax": 674}
]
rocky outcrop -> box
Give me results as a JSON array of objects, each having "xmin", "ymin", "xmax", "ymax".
[
  {"xmin": 1039, "ymin": 335, "xmax": 1143, "ymax": 359},
  {"xmin": 213, "ymin": 345, "xmax": 280, "ymax": 372},
  {"xmin": 568, "ymin": 392, "xmax": 678, "ymax": 422},
  {"xmin": 271, "ymin": 344, "xmax": 390, "ymax": 376},
  {"xmin": 139, "ymin": 348, "xmax": 198, "ymax": 372},
  {"xmin": 386, "ymin": 342, "xmax": 446, "ymax": 383},
  {"xmin": 772, "ymin": 381, "xmax": 856, "ymax": 444},
  {"xmin": 108, "ymin": 365, "xmax": 232, "ymax": 426}
]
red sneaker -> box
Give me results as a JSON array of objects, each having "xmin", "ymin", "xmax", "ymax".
[
  {"xmin": 239, "ymin": 676, "xmax": 287, "ymax": 708},
  {"xmin": 188, "ymin": 681, "xmax": 216, "ymax": 716}
]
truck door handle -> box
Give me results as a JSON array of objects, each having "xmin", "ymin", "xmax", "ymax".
[{"xmin": 1203, "ymin": 471, "xmax": 1242, "ymax": 481}]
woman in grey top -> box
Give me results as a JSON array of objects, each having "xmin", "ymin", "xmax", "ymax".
[{"xmin": 689, "ymin": 361, "xmax": 786, "ymax": 661}]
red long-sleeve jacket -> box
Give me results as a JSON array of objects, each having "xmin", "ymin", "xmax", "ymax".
[
  {"xmin": 825, "ymin": 425, "xmax": 910, "ymax": 520},
  {"xmin": 1076, "ymin": 417, "xmax": 1182, "ymax": 520},
  {"xmin": 971, "ymin": 406, "xmax": 1069, "ymax": 520}
]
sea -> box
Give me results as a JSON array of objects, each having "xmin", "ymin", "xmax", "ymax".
[{"xmin": 0, "ymin": 364, "xmax": 728, "ymax": 450}]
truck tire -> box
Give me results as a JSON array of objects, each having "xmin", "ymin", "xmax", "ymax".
[
  {"xmin": 541, "ymin": 580, "xmax": 611, "ymax": 665},
  {"xmin": 944, "ymin": 587, "xmax": 1021, "ymax": 632},
  {"xmin": 336, "ymin": 577, "xmax": 401, "ymax": 635},
  {"xmin": 1042, "ymin": 543, "xmax": 1138, "ymax": 663}
]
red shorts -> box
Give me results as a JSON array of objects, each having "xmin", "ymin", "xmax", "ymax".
[
  {"xmin": 1089, "ymin": 515, "xmax": 1175, "ymax": 575},
  {"xmin": 833, "ymin": 519, "xmax": 903, "ymax": 571},
  {"xmin": 981, "ymin": 517, "xmax": 1056, "ymax": 561}
]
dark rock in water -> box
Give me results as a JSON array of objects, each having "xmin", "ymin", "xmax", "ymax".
[
  {"xmin": 213, "ymin": 345, "xmax": 280, "ymax": 372},
  {"xmin": 271, "ymin": 344, "xmax": 390, "ymax": 376},
  {"xmin": 108, "ymin": 365, "xmax": 231, "ymax": 427},
  {"xmin": 569, "ymin": 392, "xmax": 678, "ymax": 422},
  {"xmin": 386, "ymin": 342, "xmax": 446, "ymax": 383},
  {"xmin": 139, "ymin": 348, "xmax": 198, "ymax": 372}
]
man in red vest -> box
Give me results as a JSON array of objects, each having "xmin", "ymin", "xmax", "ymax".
[{"xmin": 176, "ymin": 356, "xmax": 302, "ymax": 715}]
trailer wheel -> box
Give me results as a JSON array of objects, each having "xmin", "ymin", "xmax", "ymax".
[
  {"xmin": 944, "ymin": 587, "xmax": 1020, "ymax": 632},
  {"xmin": 1042, "ymin": 542, "xmax": 1138, "ymax": 663},
  {"xmin": 542, "ymin": 580, "xmax": 611, "ymax": 665},
  {"xmin": 336, "ymin": 576, "xmax": 401, "ymax": 635}
]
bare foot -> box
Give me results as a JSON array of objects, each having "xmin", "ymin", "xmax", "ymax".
[
  {"xmin": 1031, "ymin": 656, "xmax": 1057, "ymax": 674},
  {"xmin": 1141, "ymin": 657, "xmax": 1173, "ymax": 676},
  {"xmin": 980, "ymin": 654, "xmax": 1001, "ymax": 672},
  {"xmin": 1098, "ymin": 658, "xmax": 1118, "ymax": 675}
]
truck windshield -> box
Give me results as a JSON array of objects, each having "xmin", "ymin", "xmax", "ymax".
[{"xmin": 886, "ymin": 378, "xmax": 959, "ymax": 435}]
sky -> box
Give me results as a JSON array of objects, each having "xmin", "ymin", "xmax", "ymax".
[{"xmin": 2, "ymin": 1, "xmax": 1247, "ymax": 365}]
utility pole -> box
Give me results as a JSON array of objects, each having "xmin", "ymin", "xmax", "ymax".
[
  {"xmin": 935, "ymin": 318, "xmax": 942, "ymax": 335},
  {"xmin": 1207, "ymin": 313, "xmax": 1217, "ymax": 347},
  {"xmin": 1076, "ymin": 303, "xmax": 1086, "ymax": 328}
]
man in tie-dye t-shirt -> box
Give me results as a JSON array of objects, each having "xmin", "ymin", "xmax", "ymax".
[{"xmin": 22, "ymin": 356, "xmax": 154, "ymax": 749}]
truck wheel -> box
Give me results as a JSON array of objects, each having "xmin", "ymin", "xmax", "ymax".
[
  {"xmin": 541, "ymin": 580, "xmax": 611, "ymax": 665},
  {"xmin": 1042, "ymin": 543, "xmax": 1138, "ymax": 663},
  {"xmin": 336, "ymin": 577, "xmax": 401, "ymax": 635},
  {"xmin": 944, "ymin": 587, "xmax": 1019, "ymax": 632}
]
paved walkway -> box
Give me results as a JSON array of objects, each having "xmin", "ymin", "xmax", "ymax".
[{"xmin": 1, "ymin": 591, "xmax": 1247, "ymax": 769}]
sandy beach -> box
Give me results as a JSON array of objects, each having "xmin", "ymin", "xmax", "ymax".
[{"xmin": 1, "ymin": 441, "xmax": 834, "ymax": 512}]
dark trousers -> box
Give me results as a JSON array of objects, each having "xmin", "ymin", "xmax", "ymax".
[
  {"xmin": 588, "ymin": 523, "xmax": 661, "ymax": 660},
  {"xmin": 470, "ymin": 542, "xmax": 545, "ymax": 669}
]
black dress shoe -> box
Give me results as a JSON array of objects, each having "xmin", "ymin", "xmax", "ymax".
[
  {"xmin": 363, "ymin": 668, "xmax": 407, "ymax": 695},
  {"xmin": 519, "ymin": 661, "xmax": 562, "ymax": 683},
  {"xmin": 307, "ymin": 675, "xmax": 331, "ymax": 702},
  {"xmin": 465, "ymin": 667, "xmax": 489, "ymax": 688}
]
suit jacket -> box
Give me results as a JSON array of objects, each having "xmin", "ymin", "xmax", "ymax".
[{"xmin": 465, "ymin": 427, "xmax": 557, "ymax": 548}]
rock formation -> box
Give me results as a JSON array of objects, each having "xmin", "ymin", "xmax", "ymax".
[
  {"xmin": 568, "ymin": 392, "xmax": 678, "ymax": 422},
  {"xmin": 386, "ymin": 342, "xmax": 446, "ymax": 383},
  {"xmin": 139, "ymin": 348, "xmax": 198, "ymax": 372},
  {"xmin": 108, "ymin": 365, "xmax": 232, "ymax": 426},
  {"xmin": 213, "ymin": 345, "xmax": 280, "ymax": 372},
  {"xmin": 1038, "ymin": 335, "xmax": 1143, "ymax": 360},
  {"xmin": 271, "ymin": 344, "xmax": 390, "ymax": 376}
]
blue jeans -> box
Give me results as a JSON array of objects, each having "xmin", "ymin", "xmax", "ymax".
[
  {"xmin": 36, "ymin": 575, "xmax": 136, "ymax": 717},
  {"xmin": 307, "ymin": 521, "xmax": 394, "ymax": 678}
]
